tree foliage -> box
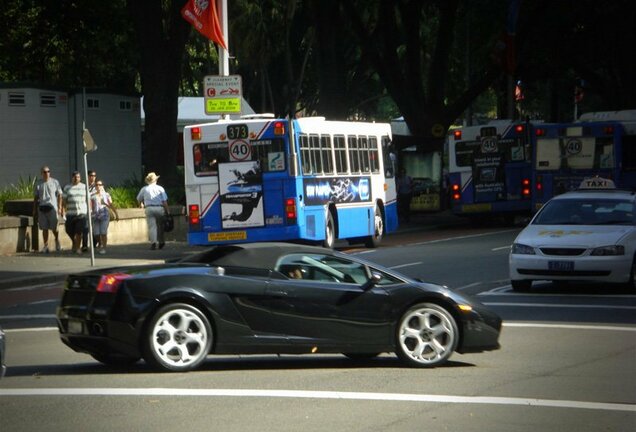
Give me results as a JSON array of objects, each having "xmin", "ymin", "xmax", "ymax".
[{"xmin": 1, "ymin": 0, "xmax": 635, "ymax": 185}]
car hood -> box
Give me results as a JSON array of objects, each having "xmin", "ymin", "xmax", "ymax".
[{"xmin": 516, "ymin": 224, "xmax": 635, "ymax": 247}]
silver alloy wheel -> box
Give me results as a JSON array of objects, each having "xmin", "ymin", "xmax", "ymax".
[
  {"xmin": 147, "ymin": 304, "xmax": 211, "ymax": 371},
  {"xmin": 396, "ymin": 303, "xmax": 458, "ymax": 367}
]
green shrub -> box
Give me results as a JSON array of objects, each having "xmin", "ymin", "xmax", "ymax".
[{"xmin": 0, "ymin": 176, "xmax": 36, "ymax": 215}]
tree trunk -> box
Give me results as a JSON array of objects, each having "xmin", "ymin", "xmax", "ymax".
[{"xmin": 127, "ymin": 0, "xmax": 191, "ymax": 188}]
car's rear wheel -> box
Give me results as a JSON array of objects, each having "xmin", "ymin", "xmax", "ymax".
[
  {"xmin": 343, "ymin": 352, "xmax": 381, "ymax": 360},
  {"xmin": 364, "ymin": 206, "xmax": 384, "ymax": 248},
  {"xmin": 91, "ymin": 353, "xmax": 140, "ymax": 367},
  {"xmin": 143, "ymin": 303, "xmax": 213, "ymax": 372},
  {"xmin": 323, "ymin": 211, "xmax": 336, "ymax": 249},
  {"xmin": 511, "ymin": 279, "xmax": 532, "ymax": 291},
  {"xmin": 396, "ymin": 303, "xmax": 458, "ymax": 367}
]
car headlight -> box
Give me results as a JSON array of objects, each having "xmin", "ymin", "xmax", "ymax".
[
  {"xmin": 590, "ymin": 245, "xmax": 625, "ymax": 256},
  {"xmin": 511, "ymin": 243, "xmax": 535, "ymax": 255}
]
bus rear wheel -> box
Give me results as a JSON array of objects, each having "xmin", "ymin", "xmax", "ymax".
[
  {"xmin": 365, "ymin": 207, "xmax": 384, "ymax": 248},
  {"xmin": 323, "ymin": 211, "xmax": 336, "ymax": 249}
]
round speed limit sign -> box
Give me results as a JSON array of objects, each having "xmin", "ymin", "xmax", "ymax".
[{"xmin": 229, "ymin": 140, "xmax": 251, "ymax": 161}]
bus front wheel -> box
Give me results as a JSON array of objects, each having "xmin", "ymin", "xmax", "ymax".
[{"xmin": 323, "ymin": 211, "xmax": 336, "ymax": 249}]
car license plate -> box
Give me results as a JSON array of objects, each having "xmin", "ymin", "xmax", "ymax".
[
  {"xmin": 548, "ymin": 261, "xmax": 574, "ymax": 271},
  {"xmin": 68, "ymin": 320, "xmax": 83, "ymax": 334}
]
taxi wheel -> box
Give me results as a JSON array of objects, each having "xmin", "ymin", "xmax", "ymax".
[{"xmin": 511, "ymin": 280, "xmax": 532, "ymax": 291}]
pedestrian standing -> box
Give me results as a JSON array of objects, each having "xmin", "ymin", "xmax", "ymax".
[
  {"xmin": 82, "ymin": 169, "xmax": 98, "ymax": 251},
  {"xmin": 33, "ymin": 165, "xmax": 63, "ymax": 253},
  {"xmin": 136, "ymin": 172, "xmax": 170, "ymax": 250},
  {"xmin": 396, "ymin": 168, "xmax": 414, "ymax": 223},
  {"xmin": 63, "ymin": 171, "xmax": 88, "ymax": 254},
  {"xmin": 91, "ymin": 179, "xmax": 118, "ymax": 255}
]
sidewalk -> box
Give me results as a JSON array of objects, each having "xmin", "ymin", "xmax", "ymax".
[{"xmin": 0, "ymin": 210, "xmax": 466, "ymax": 290}]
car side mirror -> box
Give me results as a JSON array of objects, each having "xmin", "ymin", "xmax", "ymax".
[{"xmin": 362, "ymin": 271, "xmax": 383, "ymax": 290}]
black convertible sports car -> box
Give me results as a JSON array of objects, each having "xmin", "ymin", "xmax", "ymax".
[{"xmin": 57, "ymin": 243, "xmax": 501, "ymax": 372}]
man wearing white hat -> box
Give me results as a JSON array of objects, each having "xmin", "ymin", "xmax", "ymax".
[{"xmin": 136, "ymin": 172, "xmax": 170, "ymax": 250}]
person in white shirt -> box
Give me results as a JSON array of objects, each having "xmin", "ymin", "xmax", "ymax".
[
  {"xmin": 136, "ymin": 172, "xmax": 170, "ymax": 250},
  {"xmin": 33, "ymin": 165, "xmax": 63, "ymax": 253}
]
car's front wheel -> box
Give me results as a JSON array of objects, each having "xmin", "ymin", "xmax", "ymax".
[
  {"xmin": 396, "ymin": 303, "xmax": 458, "ymax": 367},
  {"xmin": 143, "ymin": 303, "xmax": 213, "ymax": 372}
]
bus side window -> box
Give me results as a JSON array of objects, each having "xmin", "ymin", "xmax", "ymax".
[
  {"xmin": 320, "ymin": 135, "xmax": 334, "ymax": 175},
  {"xmin": 335, "ymin": 135, "xmax": 348, "ymax": 174},
  {"xmin": 348, "ymin": 136, "xmax": 360, "ymax": 174}
]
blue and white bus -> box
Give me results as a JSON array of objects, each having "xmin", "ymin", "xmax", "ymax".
[
  {"xmin": 447, "ymin": 120, "xmax": 534, "ymax": 223},
  {"xmin": 532, "ymin": 110, "xmax": 636, "ymax": 211},
  {"xmin": 183, "ymin": 115, "xmax": 398, "ymax": 248}
]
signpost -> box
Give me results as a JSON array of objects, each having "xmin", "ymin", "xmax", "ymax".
[{"xmin": 204, "ymin": 75, "xmax": 242, "ymax": 115}]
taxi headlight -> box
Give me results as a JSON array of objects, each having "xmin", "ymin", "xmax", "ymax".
[
  {"xmin": 590, "ymin": 245, "xmax": 625, "ymax": 256},
  {"xmin": 511, "ymin": 243, "xmax": 535, "ymax": 255}
]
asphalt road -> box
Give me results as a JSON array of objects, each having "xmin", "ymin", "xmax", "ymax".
[{"xmin": 1, "ymin": 226, "xmax": 635, "ymax": 431}]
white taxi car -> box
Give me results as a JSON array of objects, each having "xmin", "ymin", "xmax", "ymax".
[{"xmin": 509, "ymin": 180, "xmax": 635, "ymax": 291}]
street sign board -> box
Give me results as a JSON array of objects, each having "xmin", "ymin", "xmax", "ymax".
[{"xmin": 204, "ymin": 75, "xmax": 242, "ymax": 115}]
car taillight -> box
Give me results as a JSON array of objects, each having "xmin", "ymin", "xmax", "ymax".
[
  {"xmin": 191, "ymin": 127, "xmax": 202, "ymax": 141},
  {"xmin": 96, "ymin": 273, "xmax": 131, "ymax": 294},
  {"xmin": 535, "ymin": 128, "xmax": 545, "ymax": 137},
  {"xmin": 285, "ymin": 198, "xmax": 297, "ymax": 224},
  {"xmin": 522, "ymin": 178, "xmax": 531, "ymax": 198},
  {"xmin": 453, "ymin": 130, "xmax": 462, "ymax": 140},
  {"xmin": 189, "ymin": 204, "xmax": 200, "ymax": 225},
  {"xmin": 515, "ymin": 124, "xmax": 525, "ymax": 134},
  {"xmin": 451, "ymin": 184, "xmax": 461, "ymax": 201},
  {"xmin": 535, "ymin": 175, "xmax": 543, "ymax": 197}
]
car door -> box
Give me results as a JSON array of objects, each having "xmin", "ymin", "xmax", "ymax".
[{"xmin": 265, "ymin": 253, "xmax": 394, "ymax": 348}]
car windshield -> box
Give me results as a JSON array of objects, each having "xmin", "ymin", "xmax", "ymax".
[{"xmin": 533, "ymin": 198, "xmax": 635, "ymax": 226}]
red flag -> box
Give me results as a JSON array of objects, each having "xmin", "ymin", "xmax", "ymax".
[{"xmin": 181, "ymin": 0, "xmax": 227, "ymax": 49}]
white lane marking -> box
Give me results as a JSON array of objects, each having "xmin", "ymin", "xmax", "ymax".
[
  {"xmin": 28, "ymin": 300, "xmax": 58, "ymax": 305},
  {"xmin": 389, "ymin": 262, "xmax": 422, "ymax": 270},
  {"xmin": 456, "ymin": 282, "xmax": 482, "ymax": 291},
  {"xmin": 491, "ymin": 245, "xmax": 511, "ymax": 251},
  {"xmin": 503, "ymin": 323, "xmax": 636, "ymax": 332},
  {"xmin": 5, "ymin": 282, "xmax": 59, "ymax": 292},
  {"xmin": 0, "ymin": 388, "xmax": 632, "ymax": 412},
  {"xmin": 410, "ymin": 229, "xmax": 518, "ymax": 247},
  {"xmin": 483, "ymin": 302, "xmax": 636, "ymax": 310}
]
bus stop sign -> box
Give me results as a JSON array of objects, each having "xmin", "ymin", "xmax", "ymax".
[{"xmin": 204, "ymin": 75, "xmax": 242, "ymax": 115}]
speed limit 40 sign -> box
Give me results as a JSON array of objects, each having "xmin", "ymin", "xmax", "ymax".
[{"xmin": 229, "ymin": 140, "xmax": 251, "ymax": 161}]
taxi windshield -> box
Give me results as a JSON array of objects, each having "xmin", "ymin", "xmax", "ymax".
[{"xmin": 534, "ymin": 198, "xmax": 635, "ymax": 226}]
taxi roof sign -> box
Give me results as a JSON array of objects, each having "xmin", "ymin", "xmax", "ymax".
[{"xmin": 578, "ymin": 176, "xmax": 616, "ymax": 190}]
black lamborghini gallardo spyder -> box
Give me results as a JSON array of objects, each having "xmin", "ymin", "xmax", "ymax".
[{"xmin": 57, "ymin": 243, "xmax": 501, "ymax": 372}]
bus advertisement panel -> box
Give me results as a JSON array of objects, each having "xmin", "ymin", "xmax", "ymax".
[
  {"xmin": 183, "ymin": 116, "xmax": 397, "ymax": 248},
  {"xmin": 448, "ymin": 120, "xmax": 534, "ymax": 222},
  {"xmin": 532, "ymin": 110, "xmax": 636, "ymax": 211}
]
